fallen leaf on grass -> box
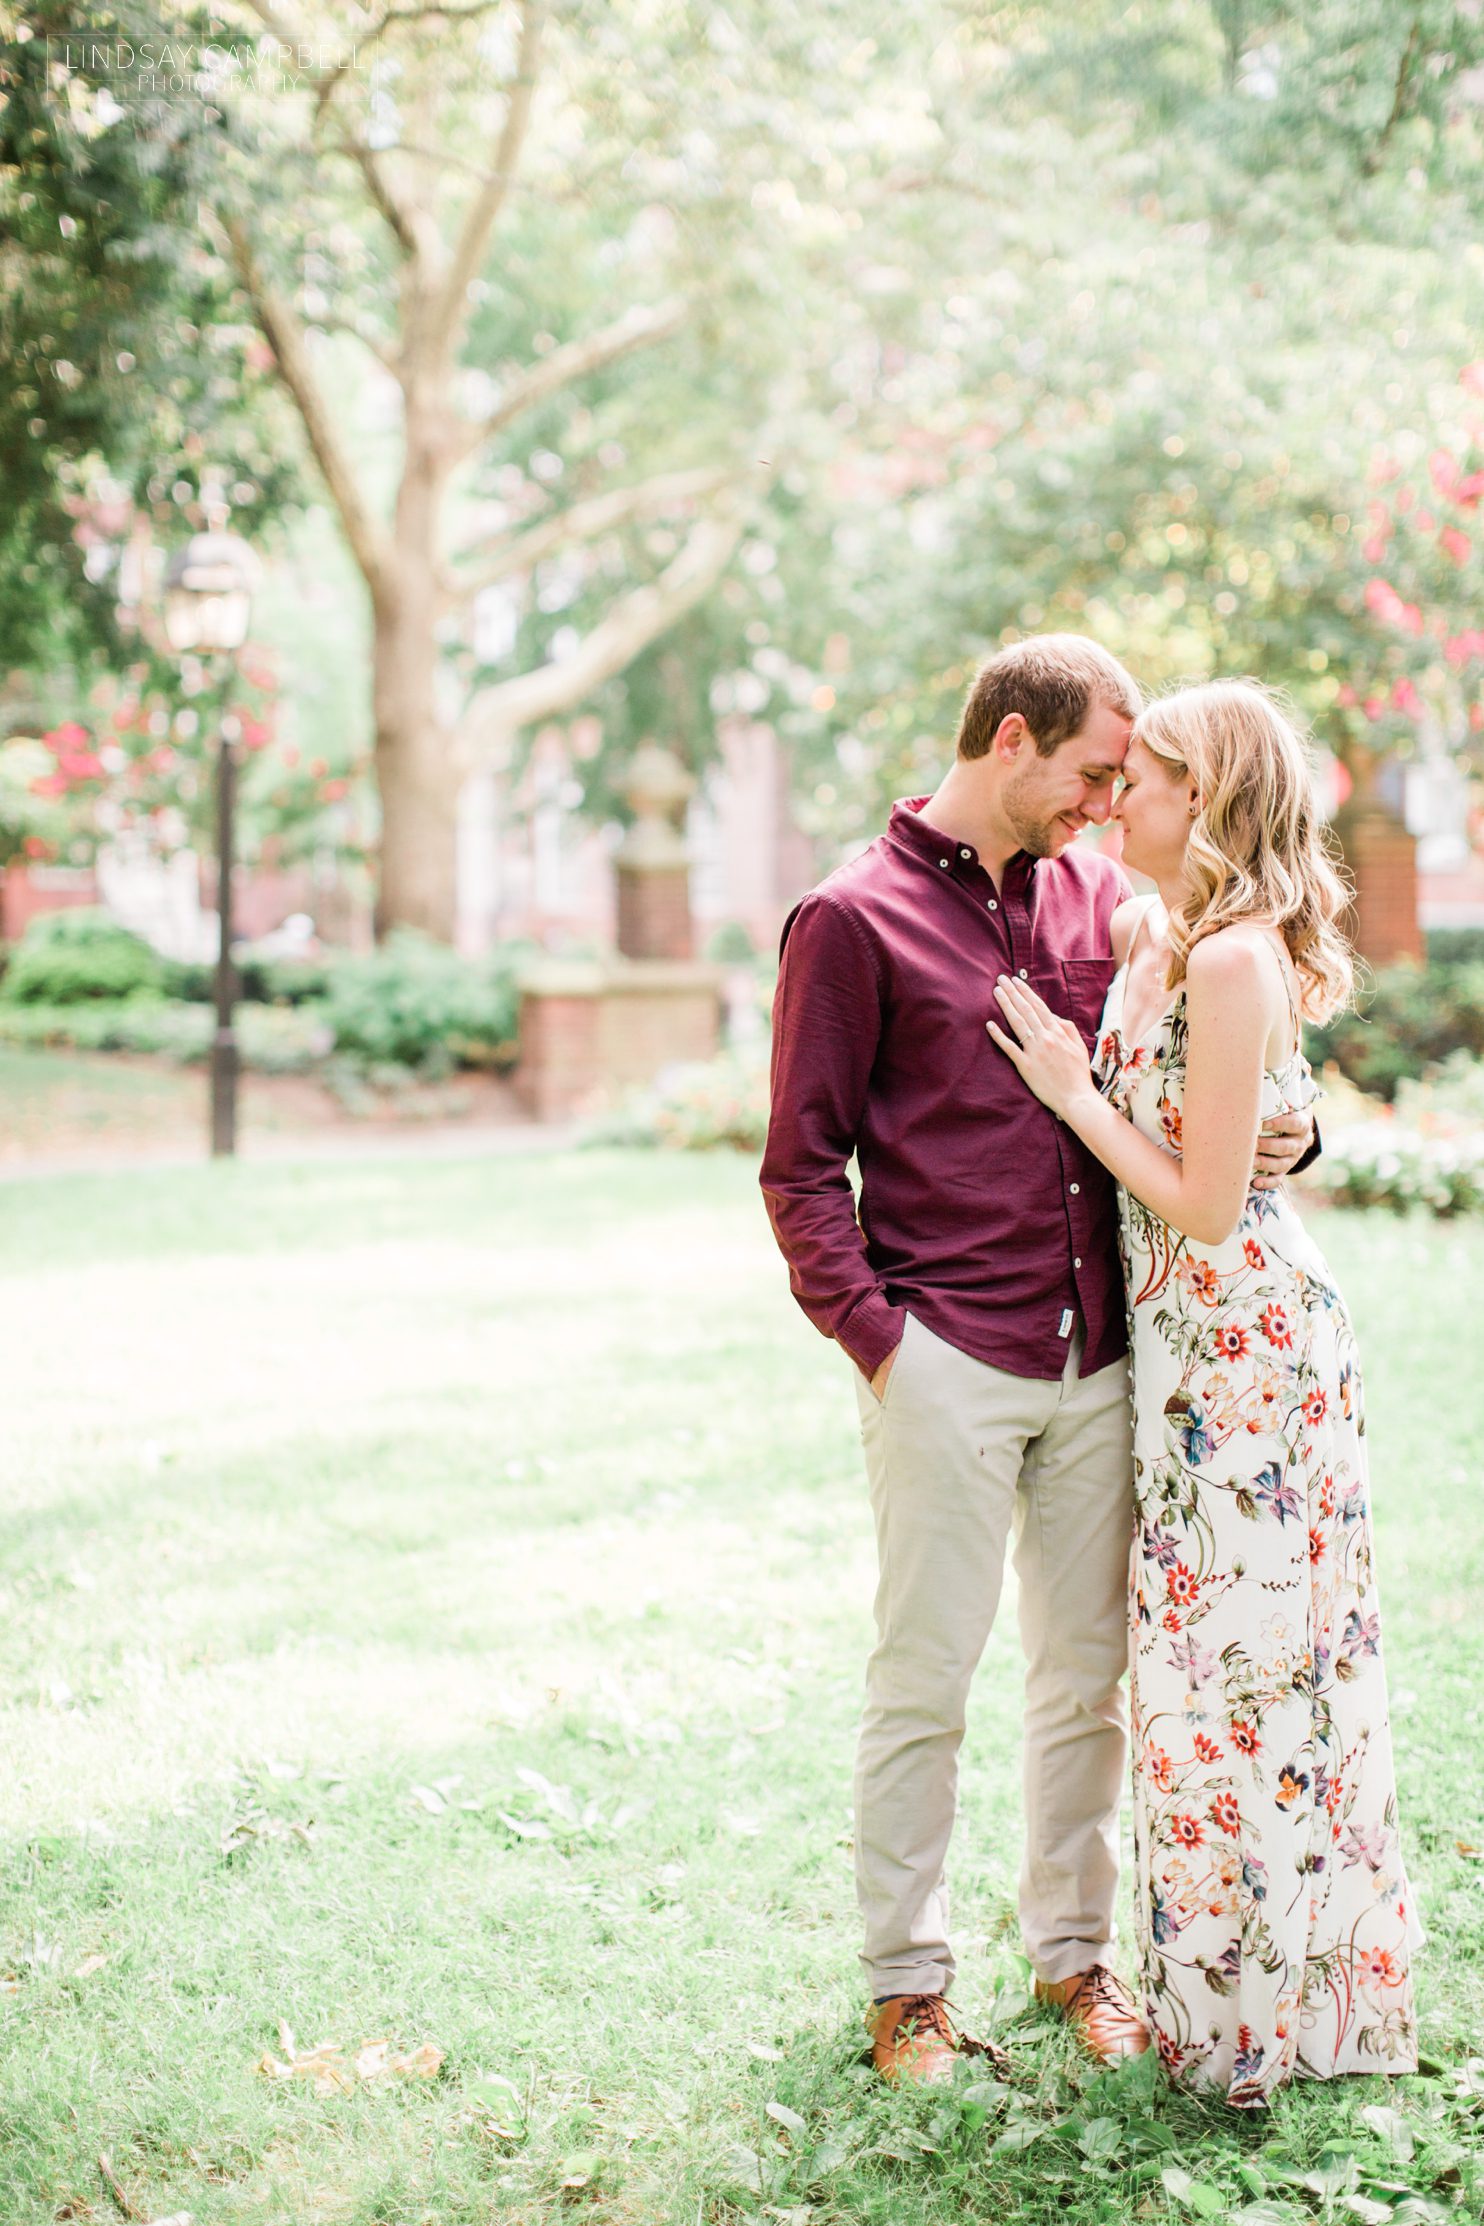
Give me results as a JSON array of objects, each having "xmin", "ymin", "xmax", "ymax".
[
  {"xmin": 765, "ymin": 2100, "xmax": 806, "ymax": 2139},
  {"xmin": 747, "ymin": 2041, "xmax": 784, "ymax": 2062},
  {"xmin": 97, "ymin": 2151, "xmax": 140, "ymax": 2217},
  {"xmin": 256, "ymin": 2027, "xmax": 443, "ymax": 2094},
  {"xmin": 409, "ymin": 1784, "xmax": 446, "ymax": 1814},
  {"xmin": 256, "ymin": 2042, "xmax": 355, "ymax": 2097},
  {"xmin": 496, "ymin": 1812, "xmax": 553, "ymax": 1841},
  {"xmin": 73, "ymin": 1955, "xmax": 109, "ymax": 1979},
  {"xmin": 220, "ymin": 1810, "xmax": 314, "ymax": 1857},
  {"xmin": 354, "ymin": 2038, "xmax": 444, "ymax": 2082}
]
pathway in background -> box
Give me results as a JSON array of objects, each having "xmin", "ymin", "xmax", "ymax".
[{"xmin": 0, "ymin": 1045, "xmax": 576, "ymax": 1175}]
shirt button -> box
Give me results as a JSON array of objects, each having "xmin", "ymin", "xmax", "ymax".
[
  {"xmin": 1069, "ymin": 1182, "xmax": 1080, "ymax": 1195},
  {"xmin": 1074, "ymin": 1256, "xmax": 1083, "ymax": 1268},
  {"xmin": 939, "ymin": 857, "xmax": 949, "ymax": 868},
  {"xmin": 959, "ymin": 846, "xmax": 972, "ymax": 859},
  {"xmin": 1017, "ymin": 968, "xmax": 1028, "ymax": 979},
  {"xmin": 987, "ymin": 899, "xmax": 998, "ymax": 911}
]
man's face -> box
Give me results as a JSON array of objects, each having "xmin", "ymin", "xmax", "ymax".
[{"xmin": 1000, "ymin": 700, "xmax": 1133, "ymax": 858}]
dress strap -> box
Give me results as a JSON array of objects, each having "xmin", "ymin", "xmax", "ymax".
[{"xmin": 1269, "ymin": 935, "xmax": 1303, "ymax": 1065}]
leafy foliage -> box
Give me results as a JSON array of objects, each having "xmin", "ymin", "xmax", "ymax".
[
  {"xmin": 0, "ymin": 905, "xmax": 169, "ymax": 1002},
  {"xmin": 1308, "ymin": 958, "xmax": 1484, "ymax": 1100},
  {"xmin": 315, "ymin": 932, "xmax": 532, "ymax": 1075}
]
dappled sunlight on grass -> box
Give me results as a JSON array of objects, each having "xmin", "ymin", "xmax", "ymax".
[{"xmin": 0, "ymin": 1154, "xmax": 1480, "ymax": 2222}]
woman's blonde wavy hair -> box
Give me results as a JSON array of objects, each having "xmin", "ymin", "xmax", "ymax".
[{"xmin": 1134, "ymin": 679, "xmax": 1355, "ymax": 1023}]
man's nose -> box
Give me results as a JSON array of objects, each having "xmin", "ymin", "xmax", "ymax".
[{"xmin": 1084, "ymin": 790, "xmax": 1114, "ymax": 826}]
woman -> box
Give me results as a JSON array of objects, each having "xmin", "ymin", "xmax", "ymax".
[{"xmin": 988, "ymin": 679, "xmax": 1419, "ymax": 2107}]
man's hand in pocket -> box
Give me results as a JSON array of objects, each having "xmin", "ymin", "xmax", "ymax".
[{"xmin": 869, "ymin": 1342, "xmax": 902, "ymax": 1403}]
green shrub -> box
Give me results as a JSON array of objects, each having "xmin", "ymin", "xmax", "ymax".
[
  {"xmin": 169, "ymin": 948, "xmax": 335, "ymax": 1006},
  {"xmin": 1426, "ymin": 926, "xmax": 1484, "ymax": 968},
  {"xmin": 704, "ymin": 919, "xmax": 758, "ymax": 964},
  {"xmin": 318, "ymin": 930, "xmax": 529, "ymax": 1075},
  {"xmin": 1, "ymin": 908, "xmax": 170, "ymax": 1004},
  {"xmin": 1307, "ymin": 958, "xmax": 1484, "ymax": 1101},
  {"xmin": 0, "ymin": 995, "xmax": 331, "ymax": 1073}
]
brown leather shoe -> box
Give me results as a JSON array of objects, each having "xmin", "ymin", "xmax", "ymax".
[
  {"xmin": 866, "ymin": 1993, "xmax": 1012, "ymax": 2086},
  {"xmin": 1033, "ymin": 1965, "xmax": 1150, "ymax": 2064}
]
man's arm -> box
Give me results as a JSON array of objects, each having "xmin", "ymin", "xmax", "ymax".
[{"xmin": 759, "ymin": 892, "xmax": 905, "ymax": 1382}]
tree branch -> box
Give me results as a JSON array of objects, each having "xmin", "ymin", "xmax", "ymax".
[
  {"xmin": 454, "ymin": 297, "xmax": 689, "ymax": 460},
  {"xmin": 1364, "ymin": 15, "xmax": 1423, "ymax": 174},
  {"xmin": 463, "ymin": 508, "xmax": 748, "ymax": 753},
  {"xmin": 221, "ymin": 214, "xmax": 394, "ymax": 598},
  {"xmin": 445, "ymin": 464, "xmax": 737, "ymax": 603},
  {"xmin": 424, "ymin": 0, "xmax": 546, "ymax": 364},
  {"xmin": 309, "ymin": 306, "xmax": 400, "ymax": 376},
  {"xmin": 243, "ymin": 0, "xmax": 430, "ymax": 260}
]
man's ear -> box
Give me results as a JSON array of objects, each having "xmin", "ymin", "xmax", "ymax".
[{"xmin": 993, "ymin": 713, "xmax": 1030, "ymax": 761}]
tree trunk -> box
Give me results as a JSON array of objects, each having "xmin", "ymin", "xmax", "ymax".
[{"xmin": 372, "ymin": 423, "xmax": 459, "ymax": 942}]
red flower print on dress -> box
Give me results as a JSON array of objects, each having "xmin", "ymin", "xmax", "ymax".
[
  {"xmin": 1209, "ymin": 1792, "xmax": 1241, "ymax": 1837},
  {"xmin": 1302, "ymin": 1389, "xmax": 1328, "ymax": 1425},
  {"xmin": 1160, "ymin": 1098, "xmax": 1184, "ymax": 1148},
  {"xmin": 1359, "ymin": 1945, "xmax": 1403, "ymax": 1988},
  {"xmin": 1155, "ymin": 2028, "xmax": 1185, "ymax": 2072},
  {"xmin": 1230, "ymin": 1719, "xmax": 1261, "ymax": 1756},
  {"xmin": 1308, "ymin": 1526, "xmax": 1325, "ymax": 1565},
  {"xmin": 1215, "ymin": 1322, "xmax": 1251, "ymax": 1361},
  {"xmin": 1166, "ymin": 1563, "xmax": 1200, "ymax": 1607},
  {"xmin": 1259, "ymin": 1303, "xmax": 1293, "ymax": 1349},
  {"xmin": 1162, "ymin": 1608, "xmax": 1184, "ymax": 1633},
  {"xmin": 1242, "ymin": 1238, "xmax": 1265, "ymax": 1268},
  {"xmin": 1149, "ymin": 1746, "xmax": 1174, "ymax": 1793},
  {"xmin": 1180, "ymin": 1258, "xmax": 1221, "ymax": 1305},
  {"xmin": 1319, "ymin": 1474, "xmax": 1336, "ymax": 1518},
  {"xmin": 1194, "ymin": 1732, "xmax": 1223, "ymax": 1764},
  {"xmin": 1171, "ymin": 1812, "xmax": 1205, "ymax": 1848}
]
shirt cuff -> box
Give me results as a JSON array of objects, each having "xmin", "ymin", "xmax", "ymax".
[
  {"xmin": 1294, "ymin": 1120, "xmax": 1323, "ymax": 1175},
  {"xmin": 837, "ymin": 1292, "xmax": 908, "ymax": 1381}
]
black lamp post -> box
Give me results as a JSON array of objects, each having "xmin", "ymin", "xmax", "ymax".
[{"xmin": 163, "ymin": 532, "xmax": 260, "ymax": 1158}]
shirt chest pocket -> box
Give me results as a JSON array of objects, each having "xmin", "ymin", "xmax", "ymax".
[{"xmin": 1057, "ymin": 957, "xmax": 1117, "ymax": 1046}]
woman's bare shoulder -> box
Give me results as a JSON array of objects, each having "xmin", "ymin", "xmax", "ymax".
[
  {"xmin": 1185, "ymin": 923, "xmax": 1284, "ymax": 1028},
  {"xmin": 1109, "ymin": 896, "xmax": 1150, "ymax": 967}
]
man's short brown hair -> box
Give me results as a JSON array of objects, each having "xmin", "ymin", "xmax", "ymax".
[{"xmin": 956, "ymin": 635, "xmax": 1141, "ymax": 760}]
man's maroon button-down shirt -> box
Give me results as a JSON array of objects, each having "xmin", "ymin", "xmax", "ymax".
[{"xmin": 761, "ymin": 798, "xmax": 1134, "ymax": 1383}]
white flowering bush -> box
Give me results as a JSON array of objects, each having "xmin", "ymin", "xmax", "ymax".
[
  {"xmin": 582, "ymin": 1054, "xmax": 769, "ymax": 1152},
  {"xmin": 1307, "ymin": 1122, "xmax": 1484, "ymax": 1217}
]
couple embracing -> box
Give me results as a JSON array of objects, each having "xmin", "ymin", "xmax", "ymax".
[{"xmin": 761, "ymin": 636, "xmax": 1419, "ymax": 2110}]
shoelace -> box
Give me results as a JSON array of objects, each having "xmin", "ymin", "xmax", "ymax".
[
  {"xmin": 1069, "ymin": 1965, "xmax": 1135, "ymax": 2015},
  {"xmin": 892, "ymin": 1993, "xmax": 956, "ymax": 2043}
]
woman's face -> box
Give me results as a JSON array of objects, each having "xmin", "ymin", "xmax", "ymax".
[{"xmin": 1113, "ymin": 735, "xmax": 1198, "ymax": 882}]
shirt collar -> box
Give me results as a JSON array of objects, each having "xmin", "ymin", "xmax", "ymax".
[{"xmin": 887, "ymin": 797, "xmax": 1039, "ymax": 889}]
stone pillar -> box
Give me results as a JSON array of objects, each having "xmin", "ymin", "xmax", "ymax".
[
  {"xmin": 514, "ymin": 957, "xmax": 725, "ymax": 1122},
  {"xmin": 515, "ymin": 742, "xmax": 728, "ymax": 1122},
  {"xmin": 614, "ymin": 743, "xmax": 696, "ymax": 961}
]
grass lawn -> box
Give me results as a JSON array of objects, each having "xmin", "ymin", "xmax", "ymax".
[{"xmin": 2, "ymin": 1149, "xmax": 1481, "ymax": 2225}]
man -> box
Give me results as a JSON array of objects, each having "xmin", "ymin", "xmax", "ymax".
[{"xmin": 760, "ymin": 636, "xmax": 1312, "ymax": 2084}]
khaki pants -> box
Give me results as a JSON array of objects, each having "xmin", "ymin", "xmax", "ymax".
[{"xmin": 853, "ymin": 1311, "xmax": 1134, "ymax": 1998}]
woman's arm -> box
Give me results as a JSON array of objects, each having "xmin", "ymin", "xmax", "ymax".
[{"xmin": 988, "ymin": 932, "xmax": 1277, "ymax": 1248}]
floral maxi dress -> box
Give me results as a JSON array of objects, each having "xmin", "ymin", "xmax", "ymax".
[{"xmin": 1095, "ymin": 924, "xmax": 1419, "ymax": 2105}]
